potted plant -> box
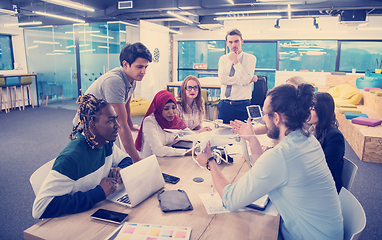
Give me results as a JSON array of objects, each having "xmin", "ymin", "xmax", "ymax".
[{"xmin": 376, "ymin": 58, "xmax": 382, "ymax": 74}]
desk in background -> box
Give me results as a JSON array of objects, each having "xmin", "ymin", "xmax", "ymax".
[{"xmin": 24, "ymin": 154, "xmax": 280, "ymax": 240}]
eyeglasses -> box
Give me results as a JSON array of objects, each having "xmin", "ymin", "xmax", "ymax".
[{"xmin": 185, "ymin": 86, "xmax": 199, "ymax": 91}]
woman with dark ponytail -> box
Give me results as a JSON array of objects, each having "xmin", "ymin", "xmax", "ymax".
[{"xmin": 307, "ymin": 92, "xmax": 344, "ymax": 193}]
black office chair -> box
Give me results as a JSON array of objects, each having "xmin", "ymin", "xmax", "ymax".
[{"xmin": 251, "ymin": 75, "xmax": 268, "ymax": 109}]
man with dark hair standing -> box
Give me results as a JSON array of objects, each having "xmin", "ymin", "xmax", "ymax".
[
  {"xmin": 197, "ymin": 84, "xmax": 343, "ymax": 240},
  {"xmin": 217, "ymin": 29, "xmax": 257, "ymax": 124},
  {"xmin": 73, "ymin": 42, "xmax": 152, "ymax": 163}
]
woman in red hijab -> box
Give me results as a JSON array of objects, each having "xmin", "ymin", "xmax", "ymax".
[{"xmin": 135, "ymin": 90, "xmax": 191, "ymax": 158}]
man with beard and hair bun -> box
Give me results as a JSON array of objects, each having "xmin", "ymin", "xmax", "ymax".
[{"xmin": 196, "ymin": 83, "xmax": 343, "ymax": 240}]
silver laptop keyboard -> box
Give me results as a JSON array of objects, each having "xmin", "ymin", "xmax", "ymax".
[{"xmin": 117, "ymin": 194, "xmax": 131, "ymax": 204}]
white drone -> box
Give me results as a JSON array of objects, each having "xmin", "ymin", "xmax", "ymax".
[{"xmin": 165, "ymin": 120, "xmax": 241, "ymax": 165}]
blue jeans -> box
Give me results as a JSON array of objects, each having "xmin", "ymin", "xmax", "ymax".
[{"xmin": 217, "ymin": 99, "xmax": 251, "ymax": 124}]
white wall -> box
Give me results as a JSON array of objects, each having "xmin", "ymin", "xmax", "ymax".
[
  {"xmin": 136, "ymin": 20, "xmax": 170, "ymax": 101},
  {"xmin": 173, "ymin": 16, "xmax": 382, "ymax": 83}
]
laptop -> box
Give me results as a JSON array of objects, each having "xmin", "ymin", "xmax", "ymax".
[{"xmin": 107, "ymin": 155, "xmax": 165, "ymax": 207}]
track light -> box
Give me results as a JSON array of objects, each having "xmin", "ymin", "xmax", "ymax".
[
  {"xmin": 0, "ymin": 8, "xmax": 18, "ymax": 15},
  {"xmin": 215, "ymin": 15, "xmax": 282, "ymax": 21},
  {"xmin": 41, "ymin": 0, "xmax": 94, "ymax": 12},
  {"xmin": 313, "ymin": 18, "xmax": 319, "ymax": 29},
  {"xmin": 3, "ymin": 22, "xmax": 42, "ymax": 27},
  {"xmin": 274, "ymin": 19, "xmax": 280, "ymax": 28},
  {"xmin": 34, "ymin": 11, "xmax": 85, "ymax": 23},
  {"xmin": 167, "ymin": 11, "xmax": 194, "ymax": 25}
]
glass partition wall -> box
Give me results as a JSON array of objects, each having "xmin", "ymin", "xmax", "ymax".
[
  {"xmin": 24, "ymin": 25, "xmax": 77, "ymax": 103},
  {"xmin": 24, "ymin": 22, "xmax": 136, "ymax": 105},
  {"xmin": 177, "ymin": 39, "xmax": 382, "ymax": 90}
]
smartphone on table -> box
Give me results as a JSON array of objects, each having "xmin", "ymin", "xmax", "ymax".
[
  {"xmin": 91, "ymin": 208, "xmax": 128, "ymax": 224},
  {"xmin": 162, "ymin": 173, "xmax": 180, "ymax": 184}
]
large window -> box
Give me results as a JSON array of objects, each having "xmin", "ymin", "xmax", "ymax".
[
  {"xmin": 0, "ymin": 35, "xmax": 14, "ymax": 70},
  {"xmin": 279, "ymin": 40, "xmax": 337, "ymax": 72},
  {"xmin": 242, "ymin": 41, "xmax": 277, "ymax": 89},
  {"xmin": 339, "ymin": 41, "xmax": 382, "ymax": 73},
  {"xmin": 178, "ymin": 40, "xmax": 225, "ymax": 81}
]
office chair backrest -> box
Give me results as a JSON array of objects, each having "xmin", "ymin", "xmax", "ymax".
[
  {"xmin": 251, "ymin": 75, "xmax": 268, "ymax": 109},
  {"xmin": 342, "ymin": 157, "xmax": 358, "ymax": 191},
  {"xmin": 30, "ymin": 159, "xmax": 55, "ymax": 196},
  {"xmin": 339, "ymin": 187, "xmax": 366, "ymax": 240}
]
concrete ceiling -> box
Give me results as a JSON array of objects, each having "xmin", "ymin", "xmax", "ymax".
[{"xmin": 2, "ymin": 0, "xmax": 382, "ymax": 29}]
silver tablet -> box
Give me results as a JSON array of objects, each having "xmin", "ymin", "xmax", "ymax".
[{"xmin": 246, "ymin": 105, "xmax": 263, "ymax": 120}]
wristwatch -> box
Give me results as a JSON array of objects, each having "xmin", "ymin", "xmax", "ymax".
[{"xmin": 206, "ymin": 156, "xmax": 215, "ymax": 171}]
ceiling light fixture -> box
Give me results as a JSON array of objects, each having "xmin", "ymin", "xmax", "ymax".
[
  {"xmin": 198, "ymin": 24, "xmax": 223, "ymax": 30},
  {"xmin": 0, "ymin": 8, "xmax": 18, "ymax": 15},
  {"xmin": 34, "ymin": 11, "xmax": 85, "ymax": 23},
  {"xmin": 227, "ymin": 0, "xmax": 235, "ymax": 4},
  {"xmin": 80, "ymin": 49, "xmax": 96, "ymax": 53},
  {"xmin": 41, "ymin": 0, "xmax": 95, "ymax": 12},
  {"xmin": 90, "ymin": 34, "xmax": 114, "ymax": 39},
  {"xmin": 33, "ymin": 40, "xmax": 60, "ymax": 44},
  {"xmin": 27, "ymin": 45, "xmax": 39, "ymax": 49},
  {"xmin": 215, "ymin": 15, "xmax": 282, "ymax": 21},
  {"xmin": 66, "ymin": 44, "xmax": 89, "ymax": 49},
  {"xmin": 274, "ymin": 19, "xmax": 280, "ymax": 28},
  {"xmin": 53, "ymin": 49, "xmax": 71, "ymax": 52},
  {"xmin": 46, "ymin": 52, "xmax": 64, "ymax": 55},
  {"xmin": 215, "ymin": 9, "xmax": 286, "ymax": 15},
  {"xmin": 167, "ymin": 11, "xmax": 194, "ymax": 24},
  {"xmin": 73, "ymin": 23, "xmax": 89, "ymax": 26},
  {"xmin": 65, "ymin": 30, "xmax": 100, "ymax": 34},
  {"xmin": 3, "ymin": 21, "xmax": 42, "ymax": 27},
  {"xmin": 168, "ymin": 29, "xmax": 182, "ymax": 34},
  {"xmin": 107, "ymin": 21, "xmax": 138, "ymax": 28}
]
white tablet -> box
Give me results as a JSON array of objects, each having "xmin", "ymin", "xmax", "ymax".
[{"xmin": 246, "ymin": 105, "xmax": 263, "ymax": 120}]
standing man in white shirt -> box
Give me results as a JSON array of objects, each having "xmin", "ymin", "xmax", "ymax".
[{"xmin": 217, "ymin": 29, "xmax": 258, "ymax": 124}]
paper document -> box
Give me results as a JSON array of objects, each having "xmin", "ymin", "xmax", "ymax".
[
  {"xmin": 199, "ymin": 193, "xmax": 279, "ymax": 216},
  {"xmin": 110, "ymin": 222, "xmax": 192, "ymax": 240},
  {"xmin": 199, "ymin": 193, "xmax": 230, "ymax": 214}
]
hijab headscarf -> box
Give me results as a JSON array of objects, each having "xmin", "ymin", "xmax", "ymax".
[{"xmin": 135, "ymin": 90, "xmax": 187, "ymax": 151}]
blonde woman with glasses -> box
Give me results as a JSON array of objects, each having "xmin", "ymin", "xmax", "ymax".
[{"xmin": 176, "ymin": 75, "xmax": 211, "ymax": 133}]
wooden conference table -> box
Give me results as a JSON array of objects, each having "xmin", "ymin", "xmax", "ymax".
[{"xmin": 24, "ymin": 152, "xmax": 280, "ymax": 240}]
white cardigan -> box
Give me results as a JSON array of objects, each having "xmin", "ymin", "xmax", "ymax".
[{"xmin": 139, "ymin": 114, "xmax": 191, "ymax": 158}]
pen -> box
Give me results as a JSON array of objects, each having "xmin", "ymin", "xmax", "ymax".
[{"xmin": 211, "ymin": 184, "xmax": 214, "ymax": 196}]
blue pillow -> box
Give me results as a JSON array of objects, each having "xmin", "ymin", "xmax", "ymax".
[{"xmin": 344, "ymin": 112, "xmax": 368, "ymax": 119}]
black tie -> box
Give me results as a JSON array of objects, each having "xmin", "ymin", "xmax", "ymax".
[{"xmin": 225, "ymin": 64, "xmax": 235, "ymax": 98}]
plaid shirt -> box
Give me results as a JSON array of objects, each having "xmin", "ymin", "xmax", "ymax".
[{"xmin": 176, "ymin": 98, "xmax": 205, "ymax": 130}]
